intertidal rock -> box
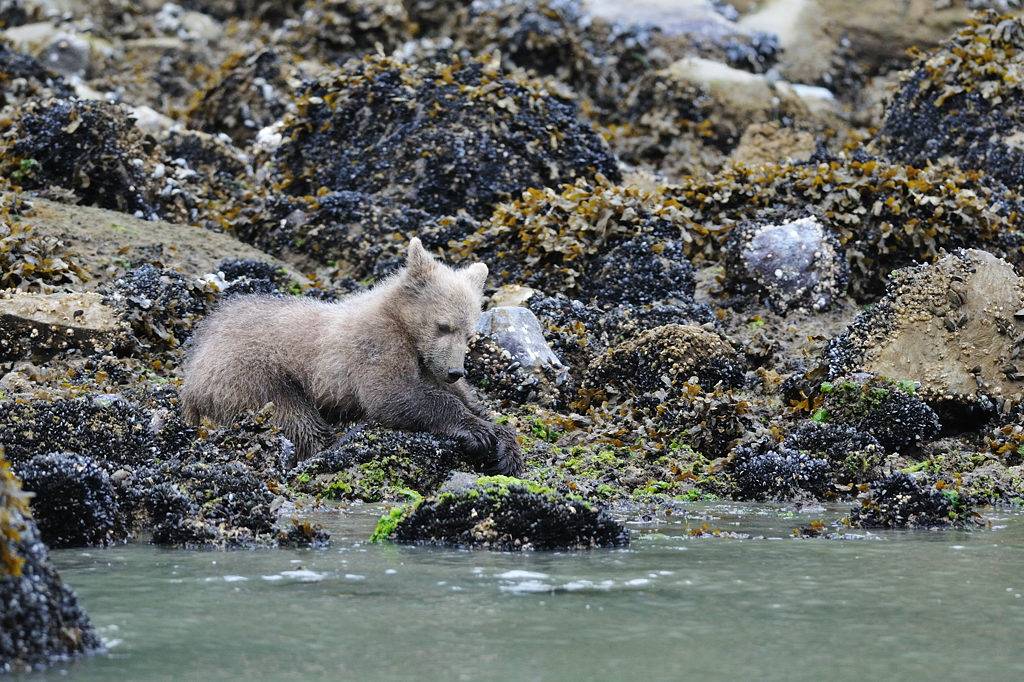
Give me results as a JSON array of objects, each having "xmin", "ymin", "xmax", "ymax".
[
  {"xmin": 15, "ymin": 453, "xmax": 128, "ymax": 548},
  {"xmin": 372, "ymin": 475, "xmax": 629, "ymax": 550},
  {"xmin": 476, "ymin": 306, "xmax": 566, "ymax": 373},
  {"xmin": 1, "ymin": 455, "xmax": 101, "ymax": 673},
  {"xmin": 0, "ymin": 291, "xmax": 123, "ymax": 361},
  {"xmin": 724, "ymin": 216, "xmax": 848, "ymax": 313},
  {"xmin": 882, "ymin": 11, "xmax": 1024, "ymax": 191},
  {"xmin": 849, "ymin": 472, "xmax": 980, "ymax": 529},
  {"xmin": 827, "ymin": 250, "xmax": 1024, "ymax": 421}
]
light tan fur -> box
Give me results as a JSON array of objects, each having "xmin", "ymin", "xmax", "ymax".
[{"xmin": 180, "ymin": 238, "xmax": 522, "ymax": 474}]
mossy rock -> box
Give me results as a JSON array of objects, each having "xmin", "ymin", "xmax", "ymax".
[{"xmin": 371, "ymin": 475, "xmax": 628, "ymax": 550}]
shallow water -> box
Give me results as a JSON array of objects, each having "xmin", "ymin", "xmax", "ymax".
[{"xmin": 27, "ymin": 503, "xmax": 1024, "ymax": 681}]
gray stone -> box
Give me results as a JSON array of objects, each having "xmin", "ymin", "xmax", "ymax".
[{"xmin": 476, "ymin": 306, "xmax": 565, "ymax": 372}]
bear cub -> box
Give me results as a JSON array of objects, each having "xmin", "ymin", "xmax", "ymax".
[{"xmin": 180, "ymin": 238, "xmax": 522, "ymax": 475}]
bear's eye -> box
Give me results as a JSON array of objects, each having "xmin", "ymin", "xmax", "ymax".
[{"xmin": 437, "ymin": 323, "xmax": 454, "ymax": 335}]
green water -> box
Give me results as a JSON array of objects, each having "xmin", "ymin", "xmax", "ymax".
[{"xmin": 24, "ymin": 503, "xmax": 1024, "ymax": 681}]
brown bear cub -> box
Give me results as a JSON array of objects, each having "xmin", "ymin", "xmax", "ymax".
[{"xmin": 180, "ymin": 238, "xmax": 523, "ymax": 475}]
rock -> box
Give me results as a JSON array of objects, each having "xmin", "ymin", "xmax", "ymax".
[
  {"xmin": 671, "ymin": 155, "xmax": 1024, "ymax": 300},
  {"xmin": 728, "ymin": 121, "xmax": 817, "ymax": 166},
  {"xmin": 104, "ymin": 264, "xmax": 216, "ymax": 350},
  {"xmin": 816, "ymin": 378, "xmax": 941, "ymax": 454},
  {"xmin": 0, "ymin": 98, "xmax": 164, "ymax": 218},
  {"xmin": 187, "ymin": 49, "xmax": 293, "ymax": 144},
  {"xmin": 258, "ymin": 53, "xmax": 619, "ymax": 269},
  {"xmin": 476, "ymin": 306, "xmax": 566, "ymax": 373},
  {"xmin": 827, "ymin": 250, "xmax": 1024, "ymax": 420},
  {"xmin": 20, "ymin": 198, "xmax": 302, "ymax": 289},
  {"xmin": 36, "ymin": 31, "xmax": 91, "ymax": 78},
  {"xmin": 723, "ymin": 216, "xmax": 849, "ymax": 313},
  {"xmin": 782, "ymin": 421, "xmax": 884, "ymax": 486},
  {"xmin": 15, "ymin": 453, "xmax": 128, "ymax": 548},
  {"xmin": 728, "ymin": 439, "xmax": 832, "ymax": 501},
  {"xmin": 849, "ymin": 472, "xmax": 980, "ymax": 529},
  {"xmin": 584, "ymin": 324, "xmax": 745, "ymax": 397},
  {"xmin": 881, "ymin": 12, "xmax": 1024, "ymax": 191},
  {"xmin": 465, "ymin": 334, "xmax": 554, "ymax": 407},
  {"xmin": 739, "ymin": 0, "xmax": 990, "ymax": 85},
  {"xmin": 0, "ymin": 40, "xmax": 72, "ymax": 109},
  {"xmin": 372, "ymin": 475, "xmax": 629, "ymax": 550},
  {"xmin": 1, "ymin": 455, "xmax": 101, "ymax": 673},
  {"xmin": 0, "ymin": 290, "xmax": 124, "ymax": 361},
  {"xmin": 290, "ymin": 427, "xmax": 474, "ymax": 502},
  {"xmin": 488, "ymin": 284, "xmax": 537, "ymax": 308},
  {"xmin": 462, "ymin": 176, "xmax": 697, "ymax": 304}
]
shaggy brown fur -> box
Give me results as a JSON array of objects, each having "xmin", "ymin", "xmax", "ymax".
[{"xmin": 180, "ymin": 238, "xmax": 522, "ymax": 475}]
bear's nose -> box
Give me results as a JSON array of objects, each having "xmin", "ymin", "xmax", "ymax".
[{"xmin": 446, "ymin": 369, "xmax": 464, "ymax": 383}]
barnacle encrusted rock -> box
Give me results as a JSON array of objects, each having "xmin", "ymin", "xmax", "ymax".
[
  {"xmin": 828, "ymin": 249, "xmax": 1024, "ymax": 416},
  {"xmin": 1, "ymin": 454, "xmax": 101, "ymax": 673},
  {"xmin": 461, "ymin": 176, "xmax": 695, "ymax": 304},
  {"xmin": 723, "ymin": 215, "xmax": 849, "ymax": 313},
  {"xmin": 583, "ymin": 324, "xmax": 744, "ymax": 398},
  {"xmin": 882, "ymin": 11, "xmax": 1024, "ymax": 188},
  {"xmin": 373, "ymin": 475, "xmax": 629, "ymax": 550},
  {"xmin": 0, "ymin": 290, "xmax": 124, "ymax": 361},
  {"xmin": 262, "ymin": 53, "xmax": 619, "ymax": 235}
]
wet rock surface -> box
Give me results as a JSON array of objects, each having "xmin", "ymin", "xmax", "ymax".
[
  {"xmin": 1, "ymin": 455, "xmax": 101, "ymax": 673},
  {"xmin": 374, "ymin": 475, "xmax": 629, "ymax": 550}
]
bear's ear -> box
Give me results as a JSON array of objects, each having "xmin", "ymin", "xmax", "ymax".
[
  {"xmin": 462, "ymin": 262, "xmax": 488, "ymax": 292},
  {"xmin": 406, "ymin": 237, "xmax": 436, "ymax": 280}
]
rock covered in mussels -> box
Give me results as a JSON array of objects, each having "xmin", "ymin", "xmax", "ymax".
[
  {"xmin": 15, "ymin": 453, "xmax": 128, "ymax": 548},
  {"xmin": 460, "ymin": 176, "xmax": 695, "ymax": 304},
  {"xmin": 258, "ymin": 53, "xmax": 619, "ymax": 267},
  {"xmin": 849, "ymin": 472, "xmax": 980, "ymax": 529},
  {"xmin": 372, "ymin": 475, "xmax": 629, "ymax": 550},
  {"xmin": 671, "ymin": 156, "xmax": 1024, "ymax": 300},
  {"xmin": 881, "ymin": 11, "xmax": 1024, "ymax": 190},
  {"xmin": 1, "ymin": 455, "xmax": 101, "ymax": 673}
]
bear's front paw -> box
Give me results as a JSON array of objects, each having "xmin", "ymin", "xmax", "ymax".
[
  {"xmin": 489, "ymin": 424, "xmax": 524, "ymax": 477},
  {"xmin": 455, "ymin": 417, "xmax": 497, "ymax": 457}
]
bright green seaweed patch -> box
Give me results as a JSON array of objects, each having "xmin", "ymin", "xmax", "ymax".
[{"xmin": 370, "ymin": 489, "xmax": 424, "ymax": 543}]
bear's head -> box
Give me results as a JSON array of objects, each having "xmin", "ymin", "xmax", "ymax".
[{"xmin": 397, "ymin": 237, "xmax": 488, "ymax": 384}]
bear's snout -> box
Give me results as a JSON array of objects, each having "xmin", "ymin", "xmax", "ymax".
[{"xmin": 446, "ymin": 369, "xmax": 464, "ymax": 383}]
